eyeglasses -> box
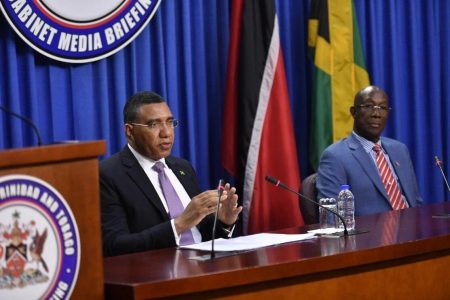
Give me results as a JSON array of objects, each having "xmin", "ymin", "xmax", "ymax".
[
  {"xmin": 357, "ymin": 104, "xmax": 392, "ymax": 113},
  {"xmin": 130, "ymin": 119, "xmax": 179, "ymax": 130}
]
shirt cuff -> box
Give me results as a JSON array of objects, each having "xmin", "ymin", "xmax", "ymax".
[
  {"xmin": 170, "ymin": 219, "xmax": 181, "ymax": 245},
  {"xmin": 220, "ymin": 222, "xmax": 236, "ymax": 238}
]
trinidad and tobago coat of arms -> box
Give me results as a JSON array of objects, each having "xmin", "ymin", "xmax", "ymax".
[{"xmin": 0, "ymin": 175, "xmax": 80, "ymax": 299}]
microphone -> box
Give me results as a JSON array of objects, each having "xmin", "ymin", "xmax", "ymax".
[
  {"xmin": 211, "ymin": 179, "xmax": 225, "ymax": 258},
  {"xmin": 265, "ymin": 175, "xmax": 349, "ymax": 236},
  {"xmin": 0, "ymin": 104, "xmax": 43, "ymax": 146},
  {"xmin": 189, "ymin": 179, "xmax": 243, "ymax": 261},
  {"xmin": 435, "ymin": 156, "xmax": 450, "ymax": 192}
]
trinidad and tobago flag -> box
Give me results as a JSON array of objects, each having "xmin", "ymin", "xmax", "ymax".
[{"xmin": 221, "ymin": 0, "xmax": 304, "ymax": 235}]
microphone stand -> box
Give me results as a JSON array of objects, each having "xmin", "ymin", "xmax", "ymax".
[
  {"xmin": 435, "ymin": 156, "xmax": 450, "ymax": 193},
  {"xmin": 0, "ymin": 104, "xmax": 43, "ymax": 146},
  {"xmin": 211, "ymin": 179, "xmax": 225, "ymax": 259},
  {"xmin": 189, "ymin": 179, "xmax": 244, "ymax": 261},
  {"xmin": 265, "ymin": 175, "xmax": 349, "ymax": 236}
]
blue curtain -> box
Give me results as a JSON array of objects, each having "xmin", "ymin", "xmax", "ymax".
[
  {"xmin": 1, "ymin": 0, "xmax": 449, "ymax": 205},
  {"xmin": 355, "ymin": 0, "xmax": 450, "ymax": 204}
]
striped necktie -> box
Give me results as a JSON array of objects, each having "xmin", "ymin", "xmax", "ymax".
[
  {"xmin": 373, "ymin": 145, "xmax": 407, "ymax": 210},
  {"xmin": 381, "ymin": 212, "xmax": 400, "ymax": 245},
  {"xmin": 153, "ymin": 162, "xmax": 195, "ymax": 245}
]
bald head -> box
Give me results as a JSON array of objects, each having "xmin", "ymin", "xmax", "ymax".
[
  {"xmin": 350, "ymin": 85, "xmax": 390, "ymax": 143},
  {"xmin": 354, "ymin": 85, "xmax": 388, "ymax": 106}
]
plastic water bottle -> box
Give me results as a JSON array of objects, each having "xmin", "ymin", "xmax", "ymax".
[{"xmin": 337, "ymin": 184, "xmax": 355, "ymax": 231}]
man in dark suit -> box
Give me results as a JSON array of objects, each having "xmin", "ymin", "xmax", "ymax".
[
  {"xmin": 316, "ymin": 86, "xmax": 422, "ymax": 216},
  {"xmin": 100, "ymin": 91, "xmax": 242, "ymax": 257}
]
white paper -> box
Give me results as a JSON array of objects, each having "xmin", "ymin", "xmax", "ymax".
[
  {"xmin": 307, "ymin": 228, "xmax": 345, "ymax": 235},
  {"xmin": 180, "ymin": 232, "xmax": 317, "ymax": 252}
]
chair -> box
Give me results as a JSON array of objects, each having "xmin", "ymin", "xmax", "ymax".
[{"xmin": 299, "ymin": 173, "xmax": 319, "ymax": 225}]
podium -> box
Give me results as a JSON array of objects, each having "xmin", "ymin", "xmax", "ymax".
[{"xmin": 0, "ymin": 141, "xmax": 105, "ymax": 299}]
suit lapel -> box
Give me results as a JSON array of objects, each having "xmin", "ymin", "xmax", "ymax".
[
  {"xmin": 120, "ymin": 147, "xmax": 169, "ymax": 219},
  {"xmin": 165, "ymin": 157, "xmax": 198, "ymax": 198},
  {"xmin": 347, "ymin": 135, "xmax": 390, "ymax": 202},
  {"xmin": 381, "ymin": 139, "xmax": 403, "ymax": 176}
]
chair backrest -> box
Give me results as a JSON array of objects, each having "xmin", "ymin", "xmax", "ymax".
[{"xmin": 299, "ymin": 173, "xmax": 319, "ymax": 225}]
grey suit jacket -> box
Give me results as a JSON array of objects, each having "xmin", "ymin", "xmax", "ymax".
[
  {"xmin": 316, "ymin": 134, "xmax": 422, "ymax": 216},
  {"xmin": 100, "ymin": 146, "xmax": 227, "ymax": 257}
]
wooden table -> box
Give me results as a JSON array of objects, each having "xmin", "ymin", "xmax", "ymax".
[{"xmin": 104, "ymin": 202, "xmax": 450, "ymax": 299}]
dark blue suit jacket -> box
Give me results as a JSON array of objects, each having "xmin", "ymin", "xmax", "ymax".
[
  {"xmin": 316, "ymin": 134, "xmax": 422, "ymax": 216},
  {"xmin": 100, "ymin": 146, "xmax": 227, "ymax": 257}
]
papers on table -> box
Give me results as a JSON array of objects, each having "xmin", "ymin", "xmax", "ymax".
[
  {"xmin": 307, "ymin": 228, "xmax": 345, "ymax": 235},
  {"xmin": 180, "ymin": 232, "xmax": 317, "ymax": 252}
]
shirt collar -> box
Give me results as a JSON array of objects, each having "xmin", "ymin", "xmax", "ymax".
[
  {"xmin": 127, "ymin": 144, "xmax": 166, "ymax": 167},
  {"xmin": 352, "ymin": 131, "xmax": 382, "ymax": 154}
]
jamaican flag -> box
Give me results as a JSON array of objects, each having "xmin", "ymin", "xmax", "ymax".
[{"xmin": 308, "ymin": 0, "xmax": 370, "ymax": 169}]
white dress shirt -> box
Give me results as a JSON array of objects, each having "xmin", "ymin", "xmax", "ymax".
[{"xmin": 128, "ymin": 144, "xmax": 202, "ymax": 244}]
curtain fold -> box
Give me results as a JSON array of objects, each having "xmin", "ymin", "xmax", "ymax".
[
  {"xmin": 0, "ymin": 0, "xmax": 449, "ymax": 204},
  {"xmin": 356, "ymin": 0, "xmax": 450, "ymax": 203}
]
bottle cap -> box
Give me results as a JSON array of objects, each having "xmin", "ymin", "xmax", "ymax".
[{"xmin": 340, "ymin": 184, "xmax": 350, "ymax": 190}]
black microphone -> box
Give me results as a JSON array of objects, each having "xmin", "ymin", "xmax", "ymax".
[
  {"xmin": 435, "ymin": 156, "xmax": 450, "ymax": 192},
  {"xmin": 211, "ymin": 179, "xmax": 225, "ymax": 258},
  {"xmin": 0, "ymin": 104, "xmax": 43, "ymax": 146},
  {"xmin": 265, "ymin": 175, "xmax": 349, "ymax": 236}
]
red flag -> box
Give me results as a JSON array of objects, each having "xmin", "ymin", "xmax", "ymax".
[{"xmin": 221, "ymin": 0, "xmax": 304, "ymax": 234}]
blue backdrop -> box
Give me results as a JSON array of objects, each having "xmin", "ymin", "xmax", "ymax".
[{"xmin": 1, "ymin": 0, "xmax": 449, "ymax": 205}]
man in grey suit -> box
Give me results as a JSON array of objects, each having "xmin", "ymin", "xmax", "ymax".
[
  {"xmin": 316, "ymin": 85, "xmax": 422, "ymax": 216},
  {"xmin": 100, "ymin": 91, "xmax": 242, "ymax": 257}
]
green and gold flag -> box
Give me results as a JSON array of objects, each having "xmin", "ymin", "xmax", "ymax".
[{"xmin": 308, "ymin": 0, "xmax": 370, "ymax": 169}]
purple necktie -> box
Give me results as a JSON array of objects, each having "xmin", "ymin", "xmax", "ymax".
[{"xmin": 152, "ymin": 161, "xmax": 195, "ymax": 245}]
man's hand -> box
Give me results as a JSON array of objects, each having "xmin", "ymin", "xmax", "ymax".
[
  {"xmin": 218, "ymin": 183, "xmax": 242, "ymax": 225},
  {"xmin": 174, "ymin": 190, "xmax": 223, "ymax": 235}
]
